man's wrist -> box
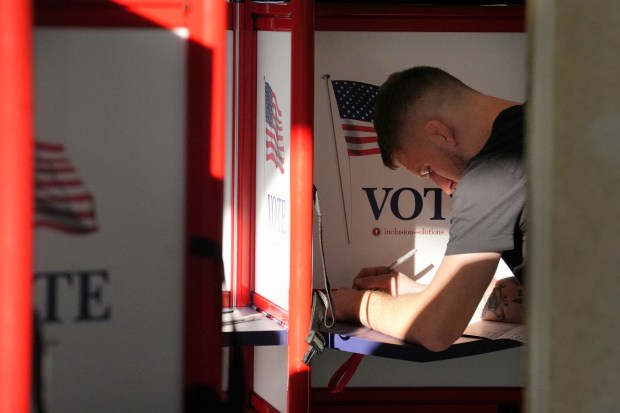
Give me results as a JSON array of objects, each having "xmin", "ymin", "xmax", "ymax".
[{"xmin": 359, "ymin": 290, "xmax": 374, "ymax": 329}]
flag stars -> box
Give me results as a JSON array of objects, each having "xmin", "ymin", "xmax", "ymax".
[
  {"xmin": 332, "ymin": 80, "xmax": 379, "ymax": 122},
  {"xmin": 331, "ymin": 80, "xmax": 382, "ymax": 157}
]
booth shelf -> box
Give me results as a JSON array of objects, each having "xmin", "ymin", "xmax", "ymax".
[
  {"xmin": 222, "ymin": 307, "xmax": 288, "ymax": 347},
  {"xmin": 321, "ymin": 322, "xmax": 522, "ymax": 363},
  {"xmin": 223, "ymin": 307, "xmax": 522, "ymax": 363}
]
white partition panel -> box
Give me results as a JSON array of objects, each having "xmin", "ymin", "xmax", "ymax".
[
  {"xmin": 34, "ymin": 28, "xmax": 185, "ymax": 413},
  {"xmin": 255, "ymin": 31, "xmax": 292, "ymax": 311}
]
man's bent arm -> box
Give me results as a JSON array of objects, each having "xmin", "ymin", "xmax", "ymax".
[{"xmin": 335, "ymin": 252, "xmax": 501, "ymax": 352}]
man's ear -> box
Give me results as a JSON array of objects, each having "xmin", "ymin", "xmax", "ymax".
[{"xmin": 424, "ymin": 120, "xmax": 457, "ymax": 146}]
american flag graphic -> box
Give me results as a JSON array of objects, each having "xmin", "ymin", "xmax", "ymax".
[
  {"xmin": 265, "ymin": 81, "xmax": 285, "ymax": 174},
  {"xmin": 331, "ymin": 80, "xmax": 380, "ymax": 156},
  {"xmin": 35, "ymin": 141, "xmax": 99, "ymax": 234}
]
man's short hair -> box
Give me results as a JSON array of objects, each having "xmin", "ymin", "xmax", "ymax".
[{"xmin": 373, "ymin": 66, "xmax": 469, "ymax": 169}]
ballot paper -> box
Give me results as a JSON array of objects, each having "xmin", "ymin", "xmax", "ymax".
[{"xmin": 464, "ymin": 320, "xmax": 525, "ymax": 344}]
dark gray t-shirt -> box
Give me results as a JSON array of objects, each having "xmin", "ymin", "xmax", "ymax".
[{"xmin": 445, "ymin": 105, "xmax": 526, "ymax": 281}]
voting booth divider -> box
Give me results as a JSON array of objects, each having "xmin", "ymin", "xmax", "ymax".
[{"xmin": 31, "ymin": 1, "xmax": 227, "ymax": 412}]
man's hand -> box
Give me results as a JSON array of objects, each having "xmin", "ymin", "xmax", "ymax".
[
  {"xmin": 332, "ymin": 288, "xmax": 365, "ymax": 323},
  {"xmin": 352, "ymin": 266, "xmax": 426, "ymax": 296}
]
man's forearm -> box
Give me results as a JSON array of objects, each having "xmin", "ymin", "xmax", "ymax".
[
  {"xmin": 360, "ymin": 290, "xmax": 467, "ymax": 352},
  {"xmin": 335, "ymin": 252, "xmax": 502, "ymax": 352}
]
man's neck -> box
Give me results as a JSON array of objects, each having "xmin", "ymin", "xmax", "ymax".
[{"xmin": 458, "ymin": 94, "xmax": 519, "ymax": 160}]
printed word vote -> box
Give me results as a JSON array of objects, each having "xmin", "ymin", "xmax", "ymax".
[
  {"xmin": 362, "ymin": 187, "xmax": 447, "ymax": 221},
  {"xmin": 35, "ymin": 269, "xmax": 111, "ymax": 323}
]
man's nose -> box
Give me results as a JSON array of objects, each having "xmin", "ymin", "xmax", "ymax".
[{"xmin": 430, "ymin": 173, "xmax": 454, "ymax": 195}]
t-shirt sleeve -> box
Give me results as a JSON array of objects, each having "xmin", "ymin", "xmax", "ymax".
[{"xmin": 445, "ymin": 158, "xmax": 525, "ymax": 255}]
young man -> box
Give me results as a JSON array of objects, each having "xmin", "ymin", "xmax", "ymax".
[{"xmin": 332, "ymin": 66, "xmax": 526, "ymax": 352}]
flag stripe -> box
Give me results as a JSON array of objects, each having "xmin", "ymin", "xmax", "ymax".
[
  {"xmin": 35, "ymin": 140, "xmax": 98, "ymax": 234},
  {"xmin": 347, "ymin": 148, "xmax": 382, "ymax": 156},
  {"xmin": 342, "ymin": 124, "xmax": 375, "ymax": 133},
  {"xmin": 36, "ymin": 165, "xmax": 76, "ymax": 173},
  {"xmin": 34, "ymin": 220, "xmax": 99, "ymax": 234},
  {"xmin": 266, "ymin": 129, "xmax": 284, "ymax": 142},
  {"xmin": 266, "ymin": 141, "xmax": 285, "ymax": 162},
  {"xmin": 344, "ymin": 135, "xmax": 378, "ymax": 144},
  {"xmin": 36, "ymin": 179, "xmax": 84, "ymax": 188},
  {"xmin": 346, "ymin": 142, "xmax": 382, "ymax": 152},
  {"xmin": 37, "ymin": 194, "xmax": 94, "ymax": 202},
  {"xmin": 266, "ymin": 153, "xmax": 284, "ymax": 174},
  {"xmin": 36, "ymin": 157, "xmax": 71, "ymax": 164},
  {"xmin": 36, "ymin": 205, "xmax": 96, "ymax": 219},
  {"xmin": 265, "ymin": 81, "xmax": 285, "ymax": 173}
]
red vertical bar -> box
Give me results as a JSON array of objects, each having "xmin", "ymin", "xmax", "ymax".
[
  {"xmin": 231, "ymin": 1, "xmax": 256, "ymax": 308},
  {"xmin": 288, "ymin": 0, "xmax": 314, "ymax": 412},
  {"xmin": 0, "ymin": 0, "xmax": 33, "ymax": 412},
  {"xmin": 183, "ymin": 0, "xmax": 227, "ymax": 403}
]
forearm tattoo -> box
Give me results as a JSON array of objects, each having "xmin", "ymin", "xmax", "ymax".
[{"xmin": 481, "ymin": 279, "xmax": 523, "ymax": 322}]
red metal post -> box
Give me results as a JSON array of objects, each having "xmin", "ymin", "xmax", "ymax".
[
  {"xmin": 183, "ymin": 0, "xmax": 227, "ymax": 402},
  {"xmin": 0, "ymin": 0, "xmax": 33, "ymax": 412},
  {"xmin": 288, "ymin": 0, "xmax": 314, "ymax": 412},
  {"xmin": 231, "ymin": 1, "xmax": 257, "ymax": 308}
]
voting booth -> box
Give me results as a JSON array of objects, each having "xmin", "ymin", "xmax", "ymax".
[
  {"xmin": 23, "ymin": 2, "xmax": 526, "ymax": 413},
  {"xmin": 227, "ymin": 3, "xmax": 527, "ymax": 412}
]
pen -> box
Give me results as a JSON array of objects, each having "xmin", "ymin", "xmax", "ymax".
[{"xmin": 383, "ymin": 247, "xmax": 418, "ymax": 274}]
